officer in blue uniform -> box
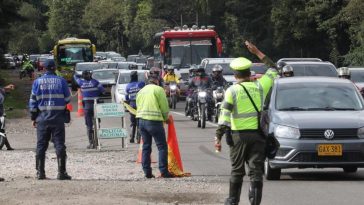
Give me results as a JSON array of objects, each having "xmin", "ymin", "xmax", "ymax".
[
  {"xmin": 29, "ymin": 58, "xmax": 72, "ymax": 180},
  {"xmin": 125, "ymin": 71, "xmax": 145, "ymax": 143},
  {"xmin": 74, "ymin": 70, "xmax": 105, "ymax": 148}
]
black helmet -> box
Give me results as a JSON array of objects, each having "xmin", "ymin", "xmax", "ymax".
[
  {"xmin": 277, "ymin": 61, "xmax": 286, "ymax": 70},
  {"xmin": 163, "ymin": 65, "xmax": 168, "ymax": 70},
  {"xmin": 282, "ymin": 65, "xmax": 294, "ymax": 77},
  {"xmin": 130, "ymin": 71, "xmax": 138, "ymax": 82},
  {"xmin": 129, "ymin": 64, "xmax": 137, "ymax": 70},
  {"xmin": 197, "ymin": 65, "xmax": 205, "ymax": 72},
  {"xmin": 44, "ymin": 58, "xmax": 56, "ymax": 70},
  {"xmin": 212, "ymin": 64, "xmax": 223, "ymax": 72},
  {"xmin": 82, "ymin": 70, "xmax": 92, "ymax": 80}
]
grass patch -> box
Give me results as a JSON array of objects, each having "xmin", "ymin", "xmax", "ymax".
[{"xmin": 0, "ymin": 70, "xmax": 28, "ymax": 118}]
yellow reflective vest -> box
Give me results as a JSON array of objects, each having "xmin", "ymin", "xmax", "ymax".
[
  {"xmin": 218, "ymin": 69, "xmax": 278, "ymax": 130},
  {"xmin": 136, "ymin": 84, "xmax": 169, "ymax": 121}
]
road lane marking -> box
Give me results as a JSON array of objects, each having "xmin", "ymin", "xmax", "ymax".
[{"xmin": 170, "ymin": 111, "xmax": 218, "ymax": 127}]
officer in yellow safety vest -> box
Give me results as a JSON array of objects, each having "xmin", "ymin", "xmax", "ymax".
[
  {"xmin": 215, "ymin": 56, "xmax": 278, "ymax": 205},
  {"xmin": 136, "ymin": 77, "xmax": 173, "ymax": 178}
]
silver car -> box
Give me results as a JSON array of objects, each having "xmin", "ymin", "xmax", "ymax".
[{"xmin": 262, "ymin": 77, "xmax": 364, "ymax": 180}]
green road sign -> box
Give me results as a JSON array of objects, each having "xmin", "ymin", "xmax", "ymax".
[
  {"xmin": 98, "ymin": 128, "xmax": 128, "ymax": 139},
  {"xmin": 95, "ymin": 103, "xmax": 125, "ymax": 118}
]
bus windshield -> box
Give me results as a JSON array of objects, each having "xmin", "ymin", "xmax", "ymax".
[
  {"xmin": 58, "ymin": 44, "xmax": 93, "ymax": 65},
  {"xmin": 168, "ymin": 39, "xmax": 212, "ymax": 68}
]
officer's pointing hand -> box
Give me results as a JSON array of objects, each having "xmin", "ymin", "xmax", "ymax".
[{"xmin": 245, "ymin": 41, "xmax": 259, "ymax": 55}]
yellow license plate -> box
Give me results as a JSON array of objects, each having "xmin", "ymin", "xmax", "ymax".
[{"xmin": 317, "ymin": 144, "xmax": 342, "ymax": 156}]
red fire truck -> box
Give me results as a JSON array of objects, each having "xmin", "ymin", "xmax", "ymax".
[{"xmin": 153, "ymin": 25, "xmax": 223, "ymax": 68}]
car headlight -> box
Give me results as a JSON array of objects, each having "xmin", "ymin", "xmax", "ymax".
[
  {"xmin": 198, "ymin": 91, "xmax": 207, "ymax": 97},
  {"xmin": 274, "ymin": 125, "xmax": 300, "ymax": 139},
  {"xmin": 170, "ymin": 85, "xmax": 177, "ymax": 90},
  {"xmin": 118, "ymin": 89, "xmax": 125, "ymax": 95},
  {"xmin": 358, "ymin": 127, "xmax": 364, "ymax": 139}
]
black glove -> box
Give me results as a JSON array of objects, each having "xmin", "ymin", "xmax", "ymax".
[{"xmin": 225, "ymin": 129, "xmax": 234, "ymax": 146}]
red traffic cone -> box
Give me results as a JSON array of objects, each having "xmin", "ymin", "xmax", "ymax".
[{"xmin": 77, "ymin": 89, "xmax": 84, "ymax": 117}]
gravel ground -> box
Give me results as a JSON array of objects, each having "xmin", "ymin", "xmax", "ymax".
[{"xmin": 0, "ymin": 118, "xmax": 227, "ymax": 205}]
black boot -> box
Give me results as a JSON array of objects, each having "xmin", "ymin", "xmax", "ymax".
[
  {"xmin": 87, "ymin": 130, "xmax": 94, "ymax": 149},
  {"xmin": 36, "ymin": 155, "xmax": 46, "ymax": 180},
  {"xmin": 4, "ymin": 137, "xmax": 14, "ymax": 150},
  {"xmin": 57, "ymin": 155, "xmax": 72, "ymax": 180},
  {"xmin": 225, "ymin": 181, "xmax": 243, "ymax": 205},
  {"xmin": 249, "ymin": 181, "xmax": 263, "ymax": 205}
]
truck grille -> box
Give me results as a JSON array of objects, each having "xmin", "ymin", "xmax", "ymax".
[
  {"xmin": 290, "ymin": 152, "xmax": 364, "ymax": 163},
  {"xmin": 300, "ymin": 129, "xmax": 358, "ymax": 139}
]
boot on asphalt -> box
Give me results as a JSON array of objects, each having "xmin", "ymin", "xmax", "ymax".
[
  {"xmin": 249, "ymin": 181, "xmax": 263, "ymax": 205},
  {"xmin": 36, "ymin": 155, "xmax": 46, "ymax": 180},
  {"xmin": 57, "ymin": 155, "xmax": 72, "ymax": 180},
  {"xmin": 225, "ymin": 181, "xmax": 242, "ymax": 205}
]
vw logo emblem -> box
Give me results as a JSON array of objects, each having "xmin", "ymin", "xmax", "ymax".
[{"xmin": 324, "ymin": 129, "xmax": 335, "ymax": 140}]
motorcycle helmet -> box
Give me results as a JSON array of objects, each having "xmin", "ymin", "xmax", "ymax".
[
  {"xmin": 338, "ymin": 67, "xmax": 350, "ymax": 79},
  {"xmin": 277, "ymin": 61, "xmax": 286, "ymax": 70},
  {"xmin": 282, "ymin": 65, "xmax": 294, "ymax": 77},
  {"xmin": 129, "ymin": 64, "xmax": 137, "ymax": 70},
  {"xmin": 212, "ymin": 64, "xmax": 223, "ymax": 77},
  {"xmin": 149, "ymin": 67, "xmax": 161, "ymax": 78},
  {"xmin": 82, "ymin": 70, "xmax": 92, "ymax": 80},
  {"xmin": 196, "ymin": 65, "xmax": 205, "ymax": 76}
]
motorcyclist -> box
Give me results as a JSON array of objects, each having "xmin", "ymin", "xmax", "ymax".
[
  {"xmin": 281, "ymin": 65, "xmax": 294, "ymax": 77},
  {"xmin": 338, "ymin": 67, "xmax": 350, "ymax": 79},
  {"xmin": 185, "ymin": 65, "xmax": 198, "ymax": 116},
  {"xmin": 21, "ymin": 56, "xmax": 34, "ymax": 79},
  {"xmin": 188, "ymin": 65, "xmax": 214, "ymax": 120},
  {"xmin": 125, "ymin": 71, "xmax": 145, "ymax": 143},
  {"xmin": 163, "ymin": 66, "xmax": 180, "ymax": 84},
  {"xmin": 210, "ymin": 64, "xmax": 227, "ymax": 88}
]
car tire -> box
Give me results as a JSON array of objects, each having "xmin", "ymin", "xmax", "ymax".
[
  {"xmin": 343, "ymin": 166, "xmax": 358, "ymax": 173},
  {"xmin": 264, "ymin": 159, "xmax": 281, "ymax": 180}
]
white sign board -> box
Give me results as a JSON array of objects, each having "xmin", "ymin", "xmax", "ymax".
[
  {"xmin": 95, "ymin": 103, "xmax": 125, "ymax": 118},
  {"xmin": 98, "ymin": 128, "xmax": 128, "ymax": 139}
]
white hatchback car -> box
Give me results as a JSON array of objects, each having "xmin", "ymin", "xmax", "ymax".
[{"xmin": 112, "ymin": 70, "xmax": 147, "ymax": 103}]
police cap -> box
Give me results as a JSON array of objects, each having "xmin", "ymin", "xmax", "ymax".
[{"xmin": 229, "ymin": 57, "xmax": 252, "ymax": 71}]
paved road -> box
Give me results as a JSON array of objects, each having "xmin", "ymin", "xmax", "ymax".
[{"xmin": 66, "ymin": 95, "xmax": 364, "ymax": 205}]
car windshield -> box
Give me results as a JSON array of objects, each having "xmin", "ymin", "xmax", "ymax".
[
  {"xmin": 92, "ymin": 70, "xmax": 117, "ymax": 80},
  {"xmin": 276, "ymin": 82, "xmax": 363, "ymax": 111},
  {"xmin": 350, "ymin": 70, "xmax": 364, "ymax": 83},
  {"xmin": 169, "ymin": 39, "xmax": 212, "ymax": 68},
  {"xmin": 58, "ymin": 44, "xmax": 93, "ymax": 65},
  {"xmin": 205, "ymin": 63, "xmax": 233, "ymax": 75},
  {"xmin": 29, "ymin": 55, "xmax": 40, "ymax": 61},
  {"xmin": 290, "ymin": 63, "xmax": 337, "ymax": 77},
  {"xmin": 118, "ymin": 73, "xmax": 146, "ymax": 84},
  {"xmin": 75, "ymin": 64, "xmax": 103, "ymax": 71}
]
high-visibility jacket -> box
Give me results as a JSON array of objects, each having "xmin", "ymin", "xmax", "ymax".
[
  {"xmin": 29, "ymin": 71, "xmax": 71, "ymax": 123},
  {"xmin": 218, "ymin": 69, "xmax": 278, "ymax": 130},
  {"xmin": 136, "ymin": 84, "xmax": 169, "ymax": 121},
  {"xmin": 163, "ymin": 73, "xmax": 180, "ymax": 84}
]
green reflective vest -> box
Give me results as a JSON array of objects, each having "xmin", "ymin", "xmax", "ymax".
[
  {"xmin": 136, "ymin": 84, "xmax": 169, "ymax": 121},
  {"xmin": 218, "ymin": 69, "xmax": 277, "ymax": 130}
]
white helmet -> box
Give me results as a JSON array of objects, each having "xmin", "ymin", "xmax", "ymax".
[{"xmin": 338, "ymin": 67, "xmax": 350, "ymax": 77}]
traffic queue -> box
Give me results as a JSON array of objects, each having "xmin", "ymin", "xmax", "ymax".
[{"xmin": 2, "ymin": 38, "xmax": 364, "ymax": 205}]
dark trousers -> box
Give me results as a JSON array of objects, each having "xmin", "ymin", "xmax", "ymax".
[
  {"xmin": 36, "ymin": 122, "xmax": 66, "ymax": 158},
  {"xmin": 230, "ymin": 131, "xmax": 266, "ymax": 183},
  {"xmin": 84, "ymin": 108, "xmax": 94, "ymax": 132},
  {"xmin": 138, "ymin": 119, "xmax": 168, "ymax": 175}
]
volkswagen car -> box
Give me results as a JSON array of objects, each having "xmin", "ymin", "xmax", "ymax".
[{"xmin": 262, "ymin": 77, "xmax": 364, "ymax": 180}]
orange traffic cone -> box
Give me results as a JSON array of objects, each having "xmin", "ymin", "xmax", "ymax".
[
  {"xmin": 167, "ymin": 115, "xmax": 191, "ymax": 177},
  {"xmin": 77, "ymin": 89, "xmax": 84, "ymax": 117},
  {"xmin": 136, "ymin": 139, "xmax": 156, "ymax": 163}
]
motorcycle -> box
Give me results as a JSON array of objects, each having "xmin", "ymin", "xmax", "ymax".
[
  {"xmin": 19, "ymin": 69, "xmax": 34, "ymax": 79},
  {"xmin": 191, "ymin": 89, "xmax": 209, "ymax": 129},
  {"xmin": 212, "ymin": 86, "xmax": 225, "ymax": 123},
  {"xmin": 165, "ymin": 82, "xmax": 178, "ymax": 109}
]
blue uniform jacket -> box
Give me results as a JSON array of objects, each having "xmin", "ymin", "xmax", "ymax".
[
  {"xmin": 29, "ymin": 72, "xmax": 71, "ymax": 124},
  {"xmin": 126, "ymin": 81, "xmax": 145, "ymax": 108},
  {"xmin": 74, "ymin": 75, "xmax": 105, "ymax": 109}
]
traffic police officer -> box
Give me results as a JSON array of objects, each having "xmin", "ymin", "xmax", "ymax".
[
  {"xmin": 125, "ymin": 71, "xmax": 145, "ymax": 143},
  {"xmin": 136, "ymin": 77, "xmax": 172, "ymax": 178},
  {"xmin": 216, "ymin": 57, "xmax": 277, "ymax": 205},
  {"xmin": 29, "ymin": 58, "xmax": 72, "ymax": 180},
  {"xmin": 74, "ymin": 70, "xmax": 105, "ymax": 149}
]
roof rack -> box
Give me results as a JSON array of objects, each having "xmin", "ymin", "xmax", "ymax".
[{"xmin": 277, "ymin": 58, "xmax": 323, "ymax": 64}]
